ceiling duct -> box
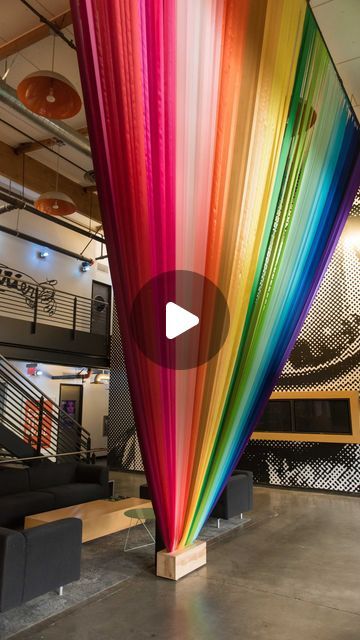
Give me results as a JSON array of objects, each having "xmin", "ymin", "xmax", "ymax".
[
  {"xmin": 0, "ymin": 80, "xmax": 91, "ymax": 158},
  {"xmin": 51, "ymin": 369, "xmax": 92, "ymax": 380}
]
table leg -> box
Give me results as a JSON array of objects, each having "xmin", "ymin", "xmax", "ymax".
[{"xmin": 124, "ymin": 518, "xmax": 155, "ymax": 552}]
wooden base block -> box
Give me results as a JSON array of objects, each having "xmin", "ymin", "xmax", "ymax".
[{"xmin": 156, "ymin": 541, "xmax": 206, "ymax": 580}]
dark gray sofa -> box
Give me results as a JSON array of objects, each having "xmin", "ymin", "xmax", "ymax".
[
  {"xmin": 0, "ymin": 518, "xmax": 82, "ymax": 612},
  {"xmin": 211, "ymin": 470, "xmax": 253, "ymax": 520},
  {"xmin": 0, "ymin": 463, "xmax": 109, "ymax": 528}
]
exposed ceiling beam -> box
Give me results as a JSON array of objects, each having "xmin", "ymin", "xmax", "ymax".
[
  {"xmin": 14, "ymin": 127, "xmax": 89, "ymax": 155},
  {"xmin": 14, "ymin": 138, "xmax": 65, "ymax": 155},
  {"xmin": 0, "ymin": 139, "xmax": 101, "ymax": 223},
  {"xmin": 0, "ymin": 223, "xmax": 93, "ymax": 263},
  {"xmin": 0, "ymin": 10, "xmax": 73, "ymax": 62},
  {"xmin": 0, "ymin": 188, "xmax": 105, "ymax": 243}
]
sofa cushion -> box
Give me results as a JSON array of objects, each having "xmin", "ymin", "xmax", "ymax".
[
  {"xmin": 0, "ymin": 492, "xmax": 55, "ymax": 528},
  {"xmin": 75, "ymin": 463, "xmax": 108, "ymax": 487},
  {"xmin": 28, "ymin": 462, "xmax": 77, "ymax": 491},
  {"xmin": 42, "ymin": 483, "xmax": 107, "ymax": 508},
  {"xmin": 0, "ymin": 468, "xmax": 29, "ymax": 497}
]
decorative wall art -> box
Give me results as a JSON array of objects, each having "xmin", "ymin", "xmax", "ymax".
[
  {"xmin": 277, "ymin": 196, "xmax": 360, "ymax": 392},
  {"xmin": 24, "ymin": 398, "xmax": 53, "ymax": 449},
  {"xmin": 72, "ymin": 0, "xmax": 360, "ymax": 551},
  {"xmin": 0, "ymin": 264, "xmax": 57, "ymax": 316}
]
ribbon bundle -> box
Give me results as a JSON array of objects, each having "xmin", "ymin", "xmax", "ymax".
[{"xmin": 72, "ymin": 0, "xmax": 360, "ymax": 550}]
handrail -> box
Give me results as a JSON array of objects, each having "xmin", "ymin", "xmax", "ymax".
[
  {"xmin": 0, "ymin": 274, "xmax": 110, "ymax": 339},
  {"xmin": 0, "ymin": 273, "xmax": 109, "ymax": 307},
  {"xmin": 0, "ymin": 448, "xmax": 107, "ymax": 464},
  {"xmin": 0, "ymin": 354, "xmax": 93, "ymax": 462},
  {"xmin": 0, "ymin": 355, "xmax": 91, "ymax": 437}
]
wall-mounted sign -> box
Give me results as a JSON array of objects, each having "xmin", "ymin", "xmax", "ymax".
[
  {"xmin": 23, "ymin": 398, "xmax": 53, "ymax": 449},
  {"xmin": 0, "ymin": 264, "xmax": 58, "ymax": 316}
]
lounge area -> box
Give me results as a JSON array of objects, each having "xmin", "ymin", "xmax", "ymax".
[
  {"xmin": 0, "ymin": 464, "xmax": 254, "ymax": 636},
  {"xmin": 0, "ymin": 462, "xmax": 254, "ymax": 613},
  {"xmin": 1, "ymin": 477, "xmax": 360, "ymax": 640}
]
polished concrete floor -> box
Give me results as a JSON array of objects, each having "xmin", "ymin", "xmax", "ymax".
[{"xmin": 11, "ymin": 485, "xmax": 360, "ymax": 640}]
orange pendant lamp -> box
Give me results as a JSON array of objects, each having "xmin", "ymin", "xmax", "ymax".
[
  {"xmin": 17, "ymin": 70, "xmax": 81, "ymax": 120},
  {"xmin": 34, "ymin": 142, "xmax": 77, "ymax": 216},
  {"xmin": 34, "ymin": 190, "xmax": 76, "ymax": 216},
  {"xmin": 17, "ymin": 34, "xmax": 81, "ymax": 120}
]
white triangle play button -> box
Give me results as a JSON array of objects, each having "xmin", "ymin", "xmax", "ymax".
[{"xmin": 166, "ymin": 302, "xmax": 199, "ymax": 340}]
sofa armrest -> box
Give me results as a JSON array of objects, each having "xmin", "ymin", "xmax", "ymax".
[
  {"xmin": 211, "ymin": 471, "xmax": 253, "ymax": 519},
  {"xmin": 0, "ymin": 528, "xmax": 25, "ymax": 612},
  {"xmin": 139, "ymin": 484, "xmax": 151, "ymax": 500},
  {"xmin": 22, "ymin": 518, "xmax": 82, "ymax": 603},
  {"xmin": 234, "ymin": 469, "xmax": 254, "ymax": 481},
  {"xmin": 75, "ymin": 463, "xmax": 109, "ymax": 487}
]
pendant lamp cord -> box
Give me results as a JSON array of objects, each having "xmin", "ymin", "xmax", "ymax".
[
  {"xmin": 16, "ymin": 155, "xmax": 25, "ymax": 234},
  {"xmin": 51, "ymin": 34, "xmax": 56, "ymax": 73},
  {"xmin": 89, "ymin": 191, "xmax": 92, "ymax": 232},
  {"xmin": 55, "ymin": 143, "xmax": 60, "ymax": 192}
]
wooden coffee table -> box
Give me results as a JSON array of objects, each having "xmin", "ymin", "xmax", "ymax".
[{"xmin": 24, "ymin": 498, "xmax": 152, "ymax": 543}]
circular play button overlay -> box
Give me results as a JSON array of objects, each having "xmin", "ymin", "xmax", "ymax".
[{"xmin": 130, "ymin": 270, "xmax": 230, "ymax": 370}]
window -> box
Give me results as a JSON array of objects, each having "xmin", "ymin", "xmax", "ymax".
[
  {"xmin": 256, "ymin": 400, "xmax": 291, "ymax": 432},
  {"xmin": 294, "ymin": 399, "xmax": 351, "ymax": 434},
  {"xmin": 255, "ymin": 398, "xmax": 352, "ymax": 435}
]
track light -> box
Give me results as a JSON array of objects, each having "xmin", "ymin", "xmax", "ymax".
[{"xmin": 80, "ymin": 260, "xmax": 91, "ymax": 272}]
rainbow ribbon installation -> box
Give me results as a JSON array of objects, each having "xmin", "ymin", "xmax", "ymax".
[{"xmin": 72, "ymin": 0, "xmax": 360, "ymax": 551}]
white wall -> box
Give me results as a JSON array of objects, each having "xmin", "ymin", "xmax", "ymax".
[
  {"xmin": 10, "ymin": 361, "xmax": 109, "ymax": 457},
  {"xmin": 0, "ymin": 207, "xmax": 111, "ymax": 298},
  {"xmin": 0, "ymin": 186, "xmax": 111, "ymax": 459}
]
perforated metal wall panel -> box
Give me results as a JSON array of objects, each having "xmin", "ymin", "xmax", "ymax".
[
  {"xmin": 108, "ymin": 306, "xmax": 144, "ymax": 471},
  {"xmin": 241, "ymin": 440, "xmax": 360, "ymax": 492}
]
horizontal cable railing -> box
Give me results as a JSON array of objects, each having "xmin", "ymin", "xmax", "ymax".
[
  {"xmin": 0, "ymin": 355, "xmax": 92, "ymax": 462},
  {"xmin": 0, "ymin": 448, "xmax": 107, "ymax": 465},
  {"xmin": 0, "ymin": 274, "xmax": 109, "ymax": 336}
]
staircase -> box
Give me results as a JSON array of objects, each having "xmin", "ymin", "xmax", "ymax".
[{"xmin": 0, "ymin": 355, "xmax": 91, "ymax": 465}]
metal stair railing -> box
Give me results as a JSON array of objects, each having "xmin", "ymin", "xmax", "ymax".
[
  {"xmin": 0, "ymin": 354, "xmax": 91, "ymax": 463},
  {"xmin": 0, "ymin": 273, "xmax": 110, "ymax": 336}
]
